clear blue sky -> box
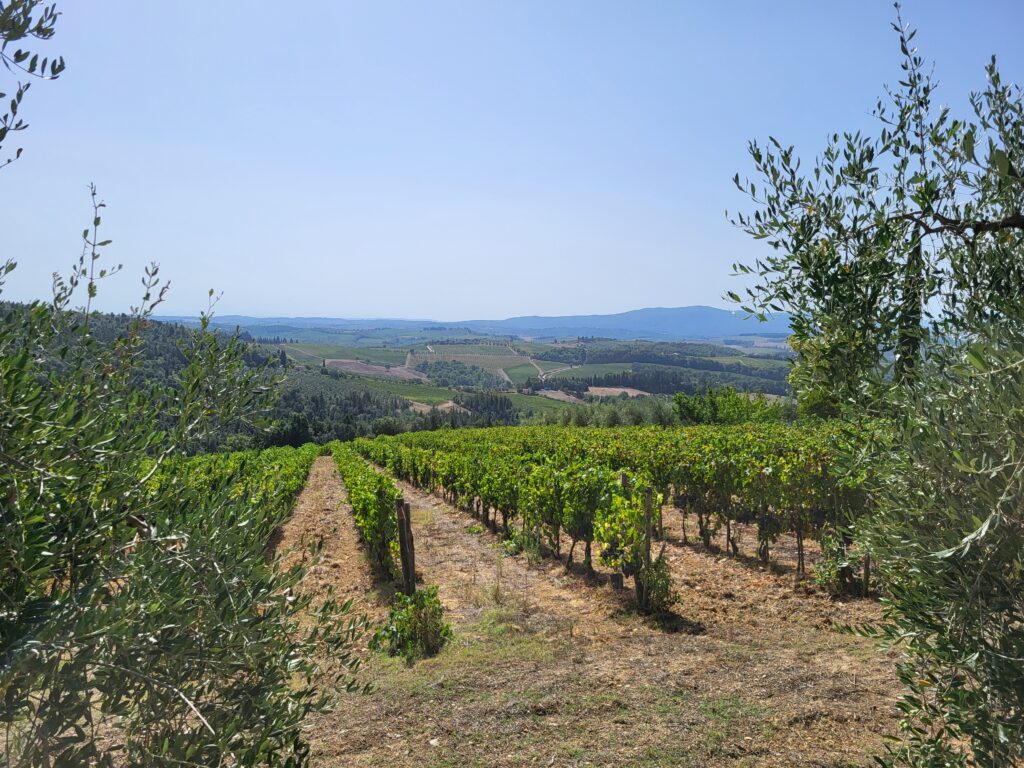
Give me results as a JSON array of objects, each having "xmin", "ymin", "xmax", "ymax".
[{"xmin": 2, "ymin": 1, "xmax": 1022, "ymax": 319}]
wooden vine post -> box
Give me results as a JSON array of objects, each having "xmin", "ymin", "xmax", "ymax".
[
  {"xmin": 638, "ymin": 486, "xmax": 654, "ymax": 610},
  {"xmin": 644, "ymin": 487, "xmax": 653, "ymax": 570},
  {"xmin": 396, "ymin": 498, "xmax": 416, "ymax": 596}
]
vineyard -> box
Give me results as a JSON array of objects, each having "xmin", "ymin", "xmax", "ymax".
[
  {"xmin": 277, "ymin": 426, "xmax": 898, "ymax": 766},
  {"xmin": 329, "ymin": 441, "xmax": 402, "ymax": 574},
  {"xmin": 350, "ymin": 423, "xmax": 871, "ymax": 602},
  {"xmin": 151, "ymin": 443, "xmax": 323, "ymax": 530},
  {"xmin": 8, "ymin": 0, "xmax": 1023, "ymax": 762},
  {"xmin": 146, "ymin": 426, "xmax": 889, "ymax": 764}
]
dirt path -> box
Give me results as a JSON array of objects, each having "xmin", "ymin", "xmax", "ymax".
[
  {"xmin": 311, "ymin": 469, "xmax": 899, "ymax": 768},
  {"xmin": 534, "ymin": 388, "xmax": 586, "ymax": 403},
  {"xmin": 271, "ymin": 456, "xmax": 390, "ymax": 621},
  {"xmin": 537, "ymin": 363, "xmax": 578, "ymax": 381},
  {"xmin": 395, "ymin": 478, "xmax": 628, "ymax": 642}
]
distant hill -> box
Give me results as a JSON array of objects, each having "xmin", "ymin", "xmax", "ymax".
[
  {"xmin": 158, "ymin": 306, "xmax": 789, "ymax": 342},
  {"xmin": 461, "ymin": 306, "xmax": 790, "ymax": 340}
]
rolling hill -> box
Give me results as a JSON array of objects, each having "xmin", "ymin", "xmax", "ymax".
[{"xmin": 158, "ymin": 305, "xmax": 790, "ymax": 342}]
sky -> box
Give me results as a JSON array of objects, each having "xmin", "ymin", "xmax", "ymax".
[{"xmin": 1, "ymin": 1, "xmax": 1023, "ymax": 320}]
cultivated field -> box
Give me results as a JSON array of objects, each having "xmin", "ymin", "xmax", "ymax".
[
  {"xmin": 325, "ymin": 359, "xmax": 429, "ymax": 381},
  {"xmin": 588, "ymin": 386, "xmax": 649, "ymax": 398},
  {"xmin": 279, "ymin": 454, "xmax": 898, "ymax": 767},
  {"xmin": 503, "ymin": 362, "xmax": 543, "ymax": 386},
  {"xmin": 534, "ymin": 388, "xmax": 587, "ymax": 403},
  {"xmin": 279, "ymin": 343, "xmax": 410, "ymax": 366}
]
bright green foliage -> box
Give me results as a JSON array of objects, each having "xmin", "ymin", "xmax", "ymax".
[
  {"xmin": 353, "ymin": 423, "xmax": 862, "ymax": 611},
  {"xmin": 0, "ymin": 253, "xmax": 365, "ymax": 765},
  {"xmin": 856, "ymin": 333, "xmax": 1024, "ymax": 766},
  {"xmin": 593, "ymin": 478, "xmax": 654, "ymax": 576},
  {"xmin": 561, "ymin": 465, "xmax": 616, "ymax": 569},
  {"xmin": 673, "ymin": 386, "xmax": 789, "ymax": 425},
  {"xmin": 329, "ymin": 441, "xmax": 400, "ymax": 574},
  {"xmin": 732, "ymin": 10, "xmax": 1024, "ymax": 764},
  {"xmin": 371, "ymin": 586, "xmax": 452, "ymax": 663},
  {"xmin": 521, "ymin": 462, "xmax": 565, "ymax": 555},
  {"xmin": 635, "ymin": 554, "xmax": 676, "ymax": 615},
  {"xmin": 149, "ymin": 444, "xmax": 322, "ymax": 533}
]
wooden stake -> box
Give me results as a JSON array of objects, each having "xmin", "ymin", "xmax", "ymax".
[
  {"xmin": 637, "ymin": 487, "xmax": 654, "ymax": 610},
  {"xmin": 404, "ymin": 501, "xmax": 416, "ymax": 591},
  {"xmin": 396, "ymin": 498, "xmax": 416, "ymax": 596},
  {"xmin": 644, "ymin": 487, "xmax": 653, "ymax": 568}
]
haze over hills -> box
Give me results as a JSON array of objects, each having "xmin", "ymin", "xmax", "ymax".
[
  {"xmin": 158, "ymin": 305, "xmax": 790, "ymax": 342},
  {"xmin": 464, "ymin": 306, "xmax": 790, "ymax": 340}
]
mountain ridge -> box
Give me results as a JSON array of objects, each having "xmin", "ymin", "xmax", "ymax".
[{"xmin": 156, "ymin": 305, "xmax": 790, "ymax": 341}]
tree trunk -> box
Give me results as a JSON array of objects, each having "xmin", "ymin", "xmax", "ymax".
[{"xmin": 634, "ymin": 573, "xmax": 646, "ymax": 610}]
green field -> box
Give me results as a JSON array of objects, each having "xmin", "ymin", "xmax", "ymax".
[
  {"xmin": 505, "ymin": 392, "xmax": 580, "ymax": 416},
  {"xmin": 252, "ymin": 326, "xmax": 494, "ymax": 346},
  {"xmin": 424, "ymin": 343, "xmax": 516, "ymax": 356},
  {"xmin": 502, "ymin": 362, "xmax": 540, "ymax": 386},
  {"xmin": 533, "ymin": 359, "xmax": 569, "ymax": 373},
  {"xmin": 545, "ymin": 363, "xmax": 635, "ymax": 379},
  {"xmin": 412, "ymin": 350, "xmax": 526, "ymax": 379},
  {"xmin": 707, "ymin": 355, "xmax": 790, "ymax": 370},
  {"xmin": 350, "ymin": 377, "xmax": 456, "ymax": 405},
  {"xmin": 510, "ymin": 340, "xmax": 561, "ymax": 355},
  {"xmin": 349, "ymin": 375, "xmax": 577, "ymax": 416}
]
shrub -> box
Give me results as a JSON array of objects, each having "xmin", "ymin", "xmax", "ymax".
[
  {"xmin": 858, "ymin": 331, "xmax": 1024, "ymax": 766},
  {"xmin": 0, "ymin": 245, "xmax": 365, "ymax": 765},
  {"xmin": 634, "ymin": 553, "xmax": 677, "ymax": 615},
  {"xmin": 371, "ymin": 586, "xmax": 452, "ymax": 662}
]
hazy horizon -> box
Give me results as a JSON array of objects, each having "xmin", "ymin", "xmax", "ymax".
[
  {"xmin": 2, "ymin": 2, "xmax": 1022, "ymax": 318},
  {"xmin": 156, "ymin": 302, "xmax": 751, "ymax": 324}
]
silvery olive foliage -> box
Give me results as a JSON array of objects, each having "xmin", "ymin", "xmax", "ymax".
[
  {"xmin": 731, "ymin": 9, "xmax": 1024, "ymax": 411},
  {"xmin": 0, "ymin": 1, "xmax": 64, "ymax": 169},
  {"xmin": 733, "ymin": 7, "xmax": 1024, "ymax": 765},
  {"xmin": 0, "ymin": 6, "xmax": 366, "ymax": 763},
  {"xmin": 1, "ymin": 223, "xmax": 366, "ymax": 766}
]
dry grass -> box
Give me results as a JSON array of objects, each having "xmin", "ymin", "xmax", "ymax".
[
  {"xmin": 587, "ymin": 386, "xmax": 650, "ymax": 398},
  {"xmin": 284, "ymin": 460, "xmax": 900, "ymax": 767}
]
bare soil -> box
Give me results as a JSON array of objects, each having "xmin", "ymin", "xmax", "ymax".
[
  {"xmin": 408, "ymin": 400, "xmax": 470, "ymax": 415},
  {"xmin": 271, "ymin": 456, "xmax": 394, "ymax": 622},
  {"xmin": 587, "ymin": 386, "xmax": 650, "ymax": 398},
  {"xmin": 284, "ymin": 460, "xmax": 900, "ymax": 768},
  {"xmin": 534, "ymin": 389, "xmax": 587, "ymax": 404},
  {"xmin": 325, "ymin": 358, "xmax": 429, "ymax": 381}
]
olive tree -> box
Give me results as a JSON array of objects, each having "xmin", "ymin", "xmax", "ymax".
[
  {"xmin": 1, "ymin": 213, "xmax": 366, "ymax": 766},
  {"xmin": 731, "ymin": 9, "xmax": 1024, "ymax": 412},
  {"xmin": 1, "ymin": 1, "xmax": 64, "ymax": 168},
  {"xmin": 732, "ymin": 8, "xmax": 1024, "ymax": 765},
  {"xmin": 0, "ymin": 5, "xmax": 366, "ymax": 763}
]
